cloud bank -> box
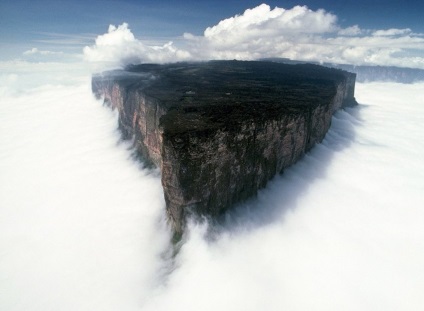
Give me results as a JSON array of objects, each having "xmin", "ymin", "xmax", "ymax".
[
  {"xmin": 83, "ymin": 4, "xmax": 424, "ymax": 69},
  {"xmin": 2, "ymin": 69, "xmax": 423, "ymax": 310},
  {"xmin": 0, "ymin": 76, "xmax": 172, "ymax": 311}
]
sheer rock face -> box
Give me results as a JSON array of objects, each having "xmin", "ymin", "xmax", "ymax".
[{"xmin": 92, "ymin": 61, "xmax": 357, "ymax": 233}]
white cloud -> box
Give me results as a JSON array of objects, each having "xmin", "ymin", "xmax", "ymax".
[
  {"xmin": 338, "ymin": 25, "xmax": 362, "ymax": 36},
  {"xmin": 23, "ymin": 47, "xmax": 40, "ymax": 55},
  {"xmin": 21, "ymin": 47, "xmax": 81, "ymax": 65},
  {"xmin": 373, "ymin": 28, "xmax": 412, "ymax": 37},
  {"xmin": 204, "ymin": 4, "xmax": 337, "ymax": 39},
  {"xmin": 191, "ymin": 4, "xmax": 424, "ymax": 68},
  {"xmin": 0, "ymin": 77, "xmax": 171, "ymax": 311},
  {"xmin": 83, "ymin": 23, "xmax": 191, "ymax": 70},
  {"xmin": 188, "ymin": 4, "xmax": 338, "ymax": 60},
  {"xmin": 3, "ymin": 67, "xmax": 424, "ymax": 310},
  {"xmin": 0, "ymin": 60, "xmax": 89, "ymax": 95},
  {"xmin": 83, "ymin": 5, "xmax": 424, "ymax": 71},
  {"xmin": 23, "ymin": 47, "xmax": 63, "ymax": 56}
]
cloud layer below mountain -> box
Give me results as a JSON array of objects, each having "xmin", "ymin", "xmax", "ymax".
[{"xmin": 1, "ymin": 70, "xmax": 423, "ymax": 310}]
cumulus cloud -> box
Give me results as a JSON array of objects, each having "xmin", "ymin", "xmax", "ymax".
[
  {"xmin": 84, "ymin": 4, "xmax": 424, "ymax": 70},
  {"xmin": 204, "ymin": 4, "xmax": 337, "ymax": 40},
  {"xmin": 189, "ymin": 4, "xmax": 424, "ymax": 67},
  {"xmin": 83, "ymin": 23, "xmax": 191, "ymax": 70},
  {"xmin": 189, "ymin": 4, "xmax": 338, "ymax": 60}
]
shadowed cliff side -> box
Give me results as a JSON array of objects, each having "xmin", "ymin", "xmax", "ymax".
[{"xmin": 92, "ymin": 60, "xmax": 357, "ymax": 234}]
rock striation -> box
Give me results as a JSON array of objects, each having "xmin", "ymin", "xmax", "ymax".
[{"xmin": 92, "ymin": 60, "xmax": 357, "ymax": 233}]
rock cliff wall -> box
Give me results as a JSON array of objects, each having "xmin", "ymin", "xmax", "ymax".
[
  {"xmin": 92, "ymin": 61, "xmax": 357, "ymax": 233},
  {"xmin": 92, "ymin": 74, "xmax": 165, "ymax": 167}
]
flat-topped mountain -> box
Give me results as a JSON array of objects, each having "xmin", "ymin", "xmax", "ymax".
[{"xmin": 92, "ymin": 60, "xmax": 357, "ymax": 234}]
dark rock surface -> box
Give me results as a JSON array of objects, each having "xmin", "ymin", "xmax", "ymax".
[{"xmin": 92, "ymin": 60, "xmax": 357, "ymax": 233}]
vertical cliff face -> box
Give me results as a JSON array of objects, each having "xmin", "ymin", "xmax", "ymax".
[
  {"xmin": 92, "ymin": 61, "xmax": 357, "ymax": 233},
  {"xmin": 160, "ymin": 112, "xmax": 309, "ymax": 232},
  {"xmin": 92, "ymin": 73, "xmax": 165, "ymax": 167}
]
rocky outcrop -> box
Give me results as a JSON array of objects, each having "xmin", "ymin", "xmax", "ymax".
[{"xmin": 92, "ymin": 60, "xmax": 357, "ymax": 233}]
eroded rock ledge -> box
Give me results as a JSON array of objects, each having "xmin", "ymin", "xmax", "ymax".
[{"xmin": 92, "ymin": 60, "xmax": 357, "ymax": 233}]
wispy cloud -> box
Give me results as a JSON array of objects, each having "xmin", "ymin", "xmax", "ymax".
[
  {"xmin": 23, "ymin": 47, "xmax": 63, "ymax": 56},
  {"xmin": 32, "ymin": 31, "xmax": 96, "ymax": 46},
  {"xmin": 338, "ymin": 25, "xmax": 362, "ymax": 36},
  {"xmin": 20, "ymin": 47, "xmax": 82, "ymax": 64},
  {"xmin": 372, "ymin": 28, "xmax": 412, "ymax": 37}
]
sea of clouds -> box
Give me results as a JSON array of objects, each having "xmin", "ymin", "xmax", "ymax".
[
  {"xmin": 1, "ymin": 65, "xmax": 423, "ymax": 311},
  {"xmin": 1, "ymin": 3, "xmax": 424, "ymax": 311}
]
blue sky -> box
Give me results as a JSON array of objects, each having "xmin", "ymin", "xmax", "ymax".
[{"xmin": 1, "ymin": 0, "xmax": 423, "ymax": 68}]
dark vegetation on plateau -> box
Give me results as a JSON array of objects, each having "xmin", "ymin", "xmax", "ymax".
[{"xmin": 124, "ymin": 61, "xmax": 347, "ymax": 135}]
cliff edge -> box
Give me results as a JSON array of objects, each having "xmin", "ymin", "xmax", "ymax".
[{"xmin": 92, "ymin": 60, "xmax": 357, "ymax": 233}]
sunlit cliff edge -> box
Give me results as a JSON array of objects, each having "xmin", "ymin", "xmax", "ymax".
[{"xmin": 92, "ymin": 60, "xmax": 357, "ymax": 234}]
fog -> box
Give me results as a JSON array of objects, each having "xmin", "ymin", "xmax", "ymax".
[
  {"xmin": 0, "ymin": 76, "xmax": 171, "ymax": 310},
  {"xmin": 1, "ymin": 70, "xmax": 423, "ymax": 310}
]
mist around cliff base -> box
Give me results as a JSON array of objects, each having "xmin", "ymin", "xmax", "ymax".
[{"xmin": 1, "ymin": 67, "xmax": 424, "ymax": 311}]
